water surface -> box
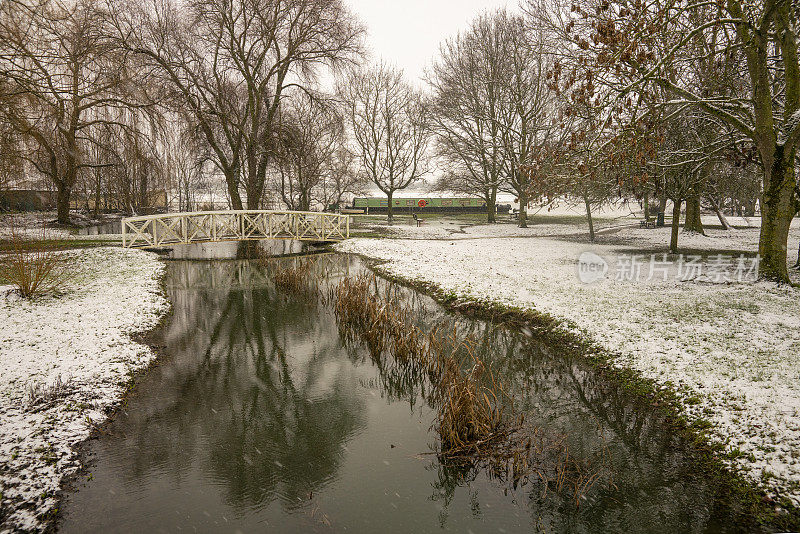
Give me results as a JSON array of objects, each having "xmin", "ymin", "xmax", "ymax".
[{"xmin": 59, "ymin": 254, "xmax": 758, "ymax": 533}]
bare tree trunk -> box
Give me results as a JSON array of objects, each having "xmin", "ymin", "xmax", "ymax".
[
  {"xmin": 670, "ymin": 199, "xmax": 682, "ymax": 254},
  {"xmin": 683, "ymin": 194, "xmax": 705, "ymax": 234},
  {"xmin": 794, "ymin": 234, "xmax": 800, "ymax": 268},
  {"xmin": 226, "ymin": 171, "xmax": 244, "ymax": 210},
  {"xmin": 299, "ymin": 190, "xmax": 311, "ymax": 211},
  {"xmin": 518, "ymin": 190, "xmax": 528, "ymax": 228},
  {"xmin": 387, "ymin": 190, "xmax": 394, "ymax": 225},
  {"xmin": 487, "ymin": 188, "xmax": 497, "ymax": 223},
  {"xmin": 138, "ymin": 169, "xmax": 148, "ymax": 212},
  {"xmin": 643, "ymin": 194, "xmax": 649, "ymax": 221},
  {"xmin": 758, "ymin": 153, "xmax": 796, "ymax": 282},
  {"xmin": 56, "ymin": 182, "xmax": 71, "ymax": 225},
  {"xmin": 744, "ymin": 199, "xmax": 756, "ymax": 217},
  {"xmin": 92, "ymin": 171, "xmax": 102, "ymax": 219},
  {"xmin": 657, "ymin": 188, "xmax": 667, "ymax": 227},
  {"xmin": 709, "ymin": 197, "xmax": 733, "ymax": 230},
  {"xmin": 584, "ymin": 195, "xmax": 595, "ymax": 242},
  {"xmin": 246, "ymin": 184, "xmax": 263, "ymax": 209}
]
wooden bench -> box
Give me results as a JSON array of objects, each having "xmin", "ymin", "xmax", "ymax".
[{"xmin": 639, "ymin": 220, "xmax": 656, "ymax": 229}]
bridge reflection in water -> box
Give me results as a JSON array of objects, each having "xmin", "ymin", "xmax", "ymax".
[{"xmin": 121, "ymin": 210, "xmax": 350, "ymax": 248}]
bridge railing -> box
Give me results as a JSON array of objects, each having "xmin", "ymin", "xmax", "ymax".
[{"xmin": 121, "ymin": 210, "xmax": 350, "ymax": 248}]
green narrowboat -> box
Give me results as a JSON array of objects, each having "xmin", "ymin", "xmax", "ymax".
[{"xmin": 351, "ymin": 197, "xmax": 510, "ymax": 214}]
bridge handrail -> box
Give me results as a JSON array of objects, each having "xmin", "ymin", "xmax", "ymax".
[
  {"xmin": 121, "ymin": 209, "xmax": 350, "ymax": 248},
  {"xmin": 122, "ymin": 209, "xmax": 345, "ymax": 223}
]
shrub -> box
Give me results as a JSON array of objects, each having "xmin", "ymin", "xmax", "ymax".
[{"xmin": 0, "ymin": 219, "xmax": 71, "ymax": 298}]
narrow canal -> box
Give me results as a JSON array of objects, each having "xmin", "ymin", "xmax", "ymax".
[{"xmin": 59, "ymin": 252, "xmax": 757, "ymax": 533}]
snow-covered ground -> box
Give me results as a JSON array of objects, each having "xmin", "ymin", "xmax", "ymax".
[
  {"xmin": 0, "ymin": 212, "xmax": 122, "ymax": 241},
  {"xmin": 0, "ymin": 248, "xmax": 167, "ymax": 533},
  {"xmin": 352, "ymin": 209, "xmax": 784, "ymax": 245},
  {"xmin": 337, "ymin": 221, "xmax": 800, "ymax": 506}
]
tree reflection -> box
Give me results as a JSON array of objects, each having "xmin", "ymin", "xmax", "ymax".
[
  {"xmin": 103, "ymin": 257, "xmax": 367, "ymax": 512},
  {"xmin": 68, "ymin": 256, "xmax": 756, "ymax": 533},
  {"xmin": 360, "ymin": 278, "xmax": 752, "ymax": 532}
]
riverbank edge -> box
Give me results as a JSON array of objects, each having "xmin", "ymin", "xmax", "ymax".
[
  {"xmin": 40, "ymin": 258, "xmax": 173, "ymax": 534},
  {"xmin": 345, "ymin": 251, "xmax": 800, "ymax": 532}
]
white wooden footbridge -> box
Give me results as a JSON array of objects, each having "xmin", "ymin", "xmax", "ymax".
[{"xmin": 121, "ymin": 210, "xmax": 350, "ymax": 248}]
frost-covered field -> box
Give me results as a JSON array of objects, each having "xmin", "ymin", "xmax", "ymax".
[
  {"xmin": 0, "ymin": 248, "xmax": 167, "ymax": 533},
  {"xmin": 337, "ymin": 223, "xmax": 800, "ymax": 506},
  {"xmin": 354, "ymin": 216, "xmax": 638, "ymax": 240}
]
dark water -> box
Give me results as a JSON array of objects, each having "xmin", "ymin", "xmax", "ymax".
[{"xmin": 59, "ymin": 254, "xmax": 755, "ymax": 533}]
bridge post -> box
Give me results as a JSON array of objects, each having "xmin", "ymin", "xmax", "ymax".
[
  {"xmin": 346, "ymin": 215, "xmax": 350, "ymax": 238},
  {"xmin": 121, "ymin": 219, "xmax": 127, "ymax": 248}
]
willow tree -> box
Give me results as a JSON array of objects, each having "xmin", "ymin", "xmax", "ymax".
[
  {"xmin": 0, "ymin": 0, "xmax": 135, "ymax": 224},
  {"xmin": 118, "ymin": 0, "xmax": 364, "ymax": 210}
]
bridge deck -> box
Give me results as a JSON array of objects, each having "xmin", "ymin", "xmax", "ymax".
[{"xmin": 121, "ymin": 210, "xmax": 350, "ymax": 249}]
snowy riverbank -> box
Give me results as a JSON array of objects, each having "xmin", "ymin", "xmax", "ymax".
[
  {"xmin": 336, "ymin": 222, "xmax": 800, "ymax": 507},
  {"xmin": 0, "ymin": 248, "xmax": 168, "ymax": 533}
]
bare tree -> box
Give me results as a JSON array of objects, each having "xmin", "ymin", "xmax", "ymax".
[
  {"xmin": 0, "ymin": 0, "xmax": 142, "ymax": 224},
  {"xmin": 497, "ymin": 14, "xmax": 563, "ymax": 228},
  {"xmin": 427, "ymin": 11, "xmax": 511, "ymax": 223},
  {"xmin": 536, "ymin": 0, "xmax": 800, "ymax": 281},
  {"xmin": 342, "ymin": 63, "xmax": 431, "ymax": 224},
  {"xmin": 117, "ymin": 0, "xmax": 364, "ymax": 211},
  {"xmin": 316, "ymin": 145, "xmax": 367, "ymax": 210},
  {"xmin": 272, "ymin": 97, "xmax": 344, "ymax": 211}
]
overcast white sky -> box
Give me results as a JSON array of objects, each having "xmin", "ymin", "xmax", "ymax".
[{"xmin": 345, "ymin": 0, "xmax": 518, "ymax": 84}]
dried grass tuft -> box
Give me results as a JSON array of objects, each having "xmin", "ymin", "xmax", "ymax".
[
  {"xmin": 328, "ymin": 270, "xmax": 609, "ymax": 503},
  {"xmin": 265, "ymin": 256, "xmax": 320, "ymax": 296},
  {"xmin": 0, "ymin": 219, "xmax": 72, "ymax": 298}
]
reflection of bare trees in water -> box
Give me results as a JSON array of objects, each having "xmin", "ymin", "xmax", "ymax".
[
  {"xmin": 319, "ymin": 266, "xmax": 749, "ymax": 531},
  {"xmin": 111, "ymin": 257, "xmax": 367, "ymax": 511},
  {"xmin": 95, "ymin": 255, "xmax": 757, "ymax": 532},
  {"xmin": 466, "ymin": 321, "xmax": 738, "ymax": 531}
]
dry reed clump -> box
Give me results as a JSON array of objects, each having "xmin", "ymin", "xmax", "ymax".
[
  {"xmin": 433, "ymin": 339, "xmax": 509, "ymax": 454},
  {"xmin": 329, "ymin": 271, "xmax": 608, "ymax": 502},
  {"xmin": 266, "ymin": 257, "xmax": 320, "ymax": 295},
  {"xmin": 332, "ymin": 276, "xmax": 518, "ymax": 452},
  {"xmin": 0, "ymin": 220, "xmax": 72, "ymax": 298}
]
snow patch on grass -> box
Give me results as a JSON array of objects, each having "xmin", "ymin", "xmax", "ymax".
[
  {"xmin": 337, "ymin": 234, "xmax": 800, "ymax": 506},
  {"xmin": 0, "ymin": 247, "xmax": 168, "ymax": 533},
  {"xmin": 0, "ymin": 212, "xmax": 122, "ymax": 241}
]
